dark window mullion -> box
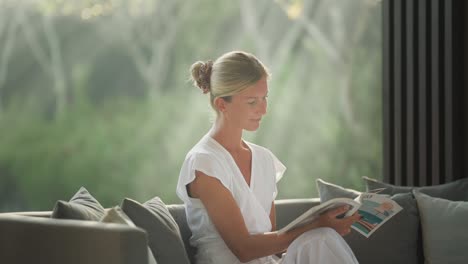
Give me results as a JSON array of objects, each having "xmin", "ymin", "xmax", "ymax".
[
  {"xmin": 383, "ymin": 0, "xmax": 394, "ymax": 184},
  {"xmin": 444, "ymin": 0, "xmax": 454, "ymax": 182},
  {"xmin": 431, "ymin": 0, "xmax": 441, "ymax": 185},
  {"xmin": 418, "ymin": 0, "xmax": 428, "ymax": 186},
  {"xmin": 406, "ymin": 0, "xmax": 416, "ymax": 186},
  {"xmin": 394, "ymin": 0, "xmax": 404, "ymax": 186}
]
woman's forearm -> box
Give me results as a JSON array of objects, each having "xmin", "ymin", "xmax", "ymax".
[{"xmin": 235, "ymin": 220, "xmax": 324, "ymax": 262}]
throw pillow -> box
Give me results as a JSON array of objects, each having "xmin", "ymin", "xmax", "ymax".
[
  {"xmin": 51, "ymin": 187, "xmax": 105, "ymax": 221},
  {"xmin": 101, "ymin": 206, "xmax": 157, "ymax": 264},
  {"xmin": 316, "ymin": 179, "xmax": 421, "ymax": 264},
  {"xmin": 121, "ymin": 197, "xmax": 190, "ymax": 264},
  {"xmin": 413, "ymin": 190, "xmax": 468, "ymax": 264},
  {"xmin": 316, "ymin": 179, "xmax": 361, "ymax": 202},
  {"xmin": 363, "ymin": 176, "xmax": 468, "ymax": 201}
]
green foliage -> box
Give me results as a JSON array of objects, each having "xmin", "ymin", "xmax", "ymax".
[{"xmin": 0, "ymin": 96, "xmax": 207, "ymax": 210}]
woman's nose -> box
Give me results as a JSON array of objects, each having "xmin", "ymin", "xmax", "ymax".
[{"xmin": 258, "ymin": 100, "xmax": 267, "ymax": 115}]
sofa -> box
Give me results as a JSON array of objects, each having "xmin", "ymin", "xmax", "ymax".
[{"xmin": 1, "ymin": 176, "xmax": 467, "ymax": 264}]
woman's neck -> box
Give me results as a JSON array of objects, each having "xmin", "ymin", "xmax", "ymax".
[{"xmin": 209, "ymin": 120, "xmax": 245, "ymax": 152}]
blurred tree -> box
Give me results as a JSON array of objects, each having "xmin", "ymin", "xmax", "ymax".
[
  {"xmin": 101, "ymin": 0, "xmax": 195, "ymax": 99},
  {"xmin": 16, "ymin": 1, "xmax": 67, "ymax": 119},
  {"xmin": 0, "ymin": 2, "xmax": 21, "ymax": 114}
]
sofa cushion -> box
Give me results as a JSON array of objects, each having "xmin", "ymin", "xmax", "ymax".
[
  {"xmin": 51, "ymin": 187, "xmax": 105, "ymax": 221},
  {"xmin": 101, "ymin": 206, "xmax": 157, "ymax": 264},
  {"xmin": 316, "ymin": 179, "xmax": 421, "ymax": 264},
  {"xmin": 363, "ymin": 176, "xmax": 468, "ymax": 201},
  {"xmin": 413, "ymin": 190, "xmax": 468, "ymax": 264},
  {"xmin": 121, "ymin": 197, "xmax": 190, "ymax": 264}
]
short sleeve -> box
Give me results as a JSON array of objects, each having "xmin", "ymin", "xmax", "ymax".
[
  {"xmin": 176, "ymin": 152, "xmax": 231, "ymax": 206},
  {"xmin": 268, "ymin": 150, "xmax": 286, "ymax": 200}
]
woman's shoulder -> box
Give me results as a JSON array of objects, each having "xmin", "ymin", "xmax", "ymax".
[
  {"xmin": 246, "ymin": 141, "xmax": 284, "ymax": 170},
  {"xmin": 187, "ymin": 134, "xmax": 216, "ymax": 152},
  {"xmin": 184, "ymin": 136, "xmax": 225, "ymax": 164},
  {"xmin": 245, "ymin": 140, "xmax": 275, "ymax": 157}
]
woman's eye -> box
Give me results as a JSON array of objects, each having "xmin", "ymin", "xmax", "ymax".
[{"xmin": 248, "ymin": 101, "xmax": 257, "ymax": 105}]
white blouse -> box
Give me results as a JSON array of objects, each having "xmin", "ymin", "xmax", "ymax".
[{"xmin": 176, "ymin": 133, "xmax": 286, "ymax": 264}]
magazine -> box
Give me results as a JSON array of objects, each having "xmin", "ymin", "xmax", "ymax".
[{"xmin": 277, "ymin": 193, "xmax": 402, "ymax": 238}]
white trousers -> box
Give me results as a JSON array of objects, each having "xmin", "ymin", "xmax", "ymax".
[
  {"xmin": 279, "ymin": 227, "xmax": 359, "ymax": 264},
  {"xmin": 195, "ymin": 227, "xmax": 358, "ymax": 264}
]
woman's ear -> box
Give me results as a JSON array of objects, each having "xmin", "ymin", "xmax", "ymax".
[{"xmin": 214, "ymin": 97, "xmax": 227, "ymax": 113}]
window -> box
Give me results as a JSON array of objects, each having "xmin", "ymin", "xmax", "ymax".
[{"xmin": 0, "ymin": 0, "xmax": 382, "ymax": 210}]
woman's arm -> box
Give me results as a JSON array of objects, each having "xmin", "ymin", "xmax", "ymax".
[
  {"xmin": 188, "ymin": 171, "xmax": 359, "ymax": 262},
  {"xmin": 269, "ymin": 202, "xmax": 276, "ymax": 231}
]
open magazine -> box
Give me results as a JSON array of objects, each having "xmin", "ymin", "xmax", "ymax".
[{"xmin": 277, "ymin": 193, "xmax": 402, "ymax": 238}]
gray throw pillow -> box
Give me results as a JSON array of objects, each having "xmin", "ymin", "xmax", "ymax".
[
  {"xmin": 316, "ymin": 179, "xmax": 361, "ymax": 202},
  {"xmin": 121, "ymin": 197, "xmax": 190, "ymax": 264},
  {"xmin": 101, "ymin": 206, "xmax": 157, "ymax": 264},
  {"xmin": 51, "ymin": 187, "xmax": 105, "ymax": 221},
  {"xmin": 363, "ymin": 176, "xmax": 468, "ymax": 201},
  {"xmin": 316, "ymin": 179, "xmax": 421, "ymax": 264},
  {"xmin": 413, "ymin": 190, "xmax": 468, "ymax": 264}
]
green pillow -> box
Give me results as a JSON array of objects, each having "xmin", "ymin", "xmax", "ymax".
[
  {"xmin": 363, "ymin": 176, "xmax": 468, "ymax": 201},
  {"xmin": 101, "ymin": 206, "xmax": 157, "ymax": 264},
  {"xmin": 413, "ymin": 190, "xmax": 468, "ymax": 264},
  {"xmin": 316, "ymin": 179, "xmax": 421, "ymax": 264},
  {"xmin": 51, "ymin": 187, "xmax": 105, "ymax": 221},
  {"xmin": 121, "ymin": 197, "xmax": 190, "ymax": 264}
]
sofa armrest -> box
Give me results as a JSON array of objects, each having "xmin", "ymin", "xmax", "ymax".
[
  {"xmin": 1, "ymin": 211, "xmax": 52, "ymax": 218},
  {"xmin": 274, "ymin": 198, "xmax": 321, "ymax": 229},
  {"xmin": 0, "ymin": 215, "xmax": 149, "ymax": 264}
]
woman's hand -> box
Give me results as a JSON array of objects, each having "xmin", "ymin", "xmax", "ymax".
[{"xmin": 316, "ymin": 206, "xmax": 361, "ymax": 236}]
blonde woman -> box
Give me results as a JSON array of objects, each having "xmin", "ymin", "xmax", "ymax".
[{"xmin": 177, "ymin": 51, "xmax": 360, "ymax": 264}]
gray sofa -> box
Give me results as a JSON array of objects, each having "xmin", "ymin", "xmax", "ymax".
[
  {"xmin": 4, "ymin": 177, "xmax": 466, "ymax": 264},
  {"xmin": 0, "ymin": 199, "xmax": 320, "ymax": 264},
  {"xmin": 1, "ymin": 195, "xmax": 437, "ymax": 264}
]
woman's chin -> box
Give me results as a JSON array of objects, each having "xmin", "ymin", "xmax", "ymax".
[{"xmin": 244, "ymin": 124, "xmax": 260, "ymax": 132}]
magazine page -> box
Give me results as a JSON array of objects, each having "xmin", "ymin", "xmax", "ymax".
[
  {"xmin": 351, "ymin": 193, "xmax": 402, "ymax": 238},
  {"xmin": 278, "ymin": 198, "xmax": 360, "ymax": 234}
]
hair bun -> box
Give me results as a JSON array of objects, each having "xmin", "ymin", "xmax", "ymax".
[
  {"xmin": 190, "ymin": 60, "xmax": 214, "ymax": 94},
  {"xmin": 197, "ymin": 60, "xmax": 213, "ymax": 94}
]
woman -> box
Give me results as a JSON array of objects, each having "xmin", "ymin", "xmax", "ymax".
[{"xmin": 177, "ymin": 51, "xmax": 360, "ymax": 264}]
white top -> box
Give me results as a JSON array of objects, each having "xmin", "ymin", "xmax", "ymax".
[{"xmin": 176, "ymin": 133, "xmax": 286, "ymax": 264}]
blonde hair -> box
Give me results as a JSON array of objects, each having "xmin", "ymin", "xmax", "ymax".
[{"xmin": 190, "ymin": 51, "xmax": 270, "ymax": 113}]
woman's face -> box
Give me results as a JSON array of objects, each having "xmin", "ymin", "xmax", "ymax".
[{"xmin": 223, "ymin": 76, "xmax": 268, "ymax": 131}]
